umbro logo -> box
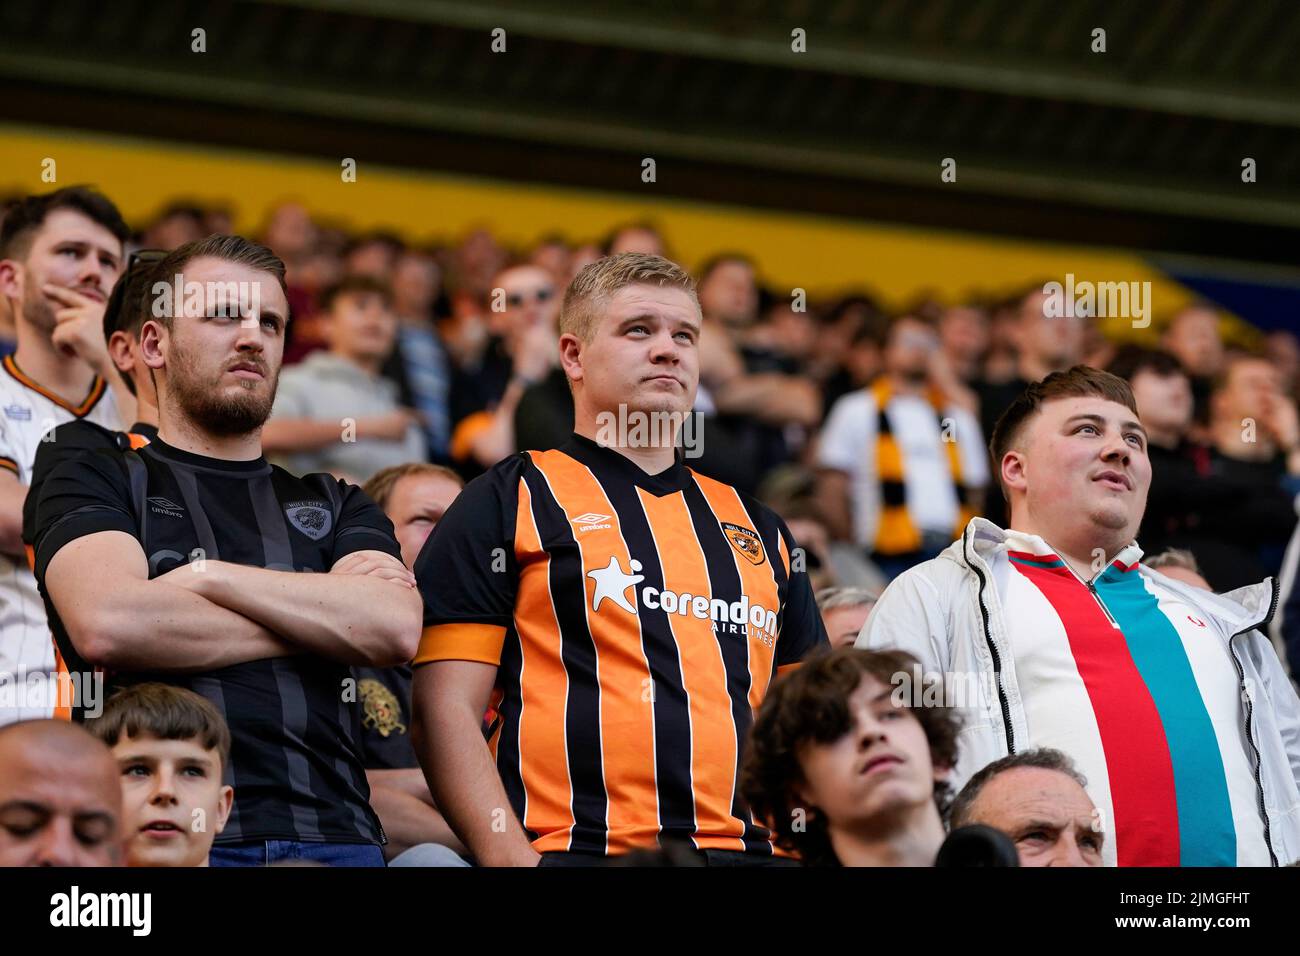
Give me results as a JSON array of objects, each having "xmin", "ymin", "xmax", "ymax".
[
  {"xmin": 148, "ymin": 496, "xmax": 184, "ymax": 518},
  {"xmin": 571, "ymin": 512, "xmax": 612, "ymax": 532}
]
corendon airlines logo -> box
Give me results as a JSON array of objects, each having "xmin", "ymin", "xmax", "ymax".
[{"xmin": 586, "ymin": 555, "xmax": 778, "ymax": 645}]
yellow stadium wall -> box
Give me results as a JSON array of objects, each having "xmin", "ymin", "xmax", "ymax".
[{"xmin": 1, "ymin": 122, "xmax": 1243, "ymax": 343}]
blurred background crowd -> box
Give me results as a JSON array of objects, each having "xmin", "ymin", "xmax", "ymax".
[{"xmin": 3, "ymin": 194, "xmax": 1296, "ymax": 623}]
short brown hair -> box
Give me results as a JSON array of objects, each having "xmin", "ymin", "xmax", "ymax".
[
  {"xmin": 0, "ymin": 186, "xmax": 129, "ymax": 261},
  {"xmin": 363, "ymin": 462, "xmax": 464, "ymax": 511},
  {"xmin": 320, "ymin": 274, "xmax": 393, "ymax": 314},
  {"xmin": 146, "ymin": 234, "xmax": 288, "ymax": 331},
  {"xmin": 88, "ymin": 683, "xmax": 231, "ymax": 772},
  {"xmin": 740, "ymin": 647, "xmax": 960, "ymax": 866},
  {"xmin": 559, "ymin": 252, "xmax": 698, "ymax": 344},
  {"xmin": 102, "ymin": 252, "xmax": 167, "ymax": 397},
  {"xmin": 988, "ymin": 365, "xmax": 1138, "ymax": 503}
]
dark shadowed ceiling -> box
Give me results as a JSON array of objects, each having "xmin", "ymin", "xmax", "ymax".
[{"xmin": 3, "ymin": 0, "xmax": 1299, "ymax": 263}]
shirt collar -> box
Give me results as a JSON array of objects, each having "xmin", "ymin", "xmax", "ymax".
[
  {"xmin": 144, "ymin": 436, "xmax": 270, "ymax": 475},
  {"xmin": 560, "ymin": 432, "xmax": 690, "ymax": 496},
  {"xmin": 1002, "ymin": 527, "xmax": 1143, "ymax": 579}
]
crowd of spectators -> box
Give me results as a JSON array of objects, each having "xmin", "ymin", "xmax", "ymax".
[
  {"xmin": 2, "ymin": 188, "xmax": 1300, "ymax": 869},
  {"xmin": 7, "ymin": 195, "xmax": 1294, "ymax": 602}
]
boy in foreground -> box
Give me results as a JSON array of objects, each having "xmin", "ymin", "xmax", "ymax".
[{"xmin": 89, "ymin": 683, "xmax": 234, "ymax": 867}]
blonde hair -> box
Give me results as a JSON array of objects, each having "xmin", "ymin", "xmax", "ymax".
[
  {"xmin": 1145, "ymin": 547, "xmax": 1202, "ymax": 575},
  {"xmin": 363, "ymin": 462, "xmax": 463, "ymax": 511},
  {"xmin": 815, "ymin": 587, "xmax": 879, "ymax": 611},
  {"xmin": 559, "ymin": 252, "xmax": 699, "ymax": 343}
]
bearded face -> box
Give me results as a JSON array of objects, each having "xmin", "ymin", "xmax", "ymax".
[
  {"xmin": 145, "ymin": 256, "xmax": 289, "ymax": 440},
  {"xmin": 20, "ymin": 275, "xmax": 58, "ymax": 333},
  {"xmin": 165, "ymin": 328, "xmax": 279, "ymax": 436}
]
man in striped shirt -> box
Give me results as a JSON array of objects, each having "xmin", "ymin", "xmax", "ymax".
[
  {"xmin": 412, "ymin": 253, "xmax": 827, "ymax": 866},
  {"xmin": 862, "ymin": 366, "xmax": 1300, "ymax": 866}
]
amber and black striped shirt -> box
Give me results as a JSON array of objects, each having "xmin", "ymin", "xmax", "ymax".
[{"xmin": 413, "ymin": 433, "xmax": 827, "ymax": 855}]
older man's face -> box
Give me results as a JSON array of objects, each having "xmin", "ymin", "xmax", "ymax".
[
  {"xmin": 822, "ymin": 604, "xmax": 873, "ymax": 649},
  {"xmin": 963, "ymin": 766, "xmax": 1103, "ymax": 867},
  {"xmin": 0, "ymin": 727, "xmax": 123, "ymax": 867}
]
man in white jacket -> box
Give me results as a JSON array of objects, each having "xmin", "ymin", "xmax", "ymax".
[{"xmin": 860, "ymin": 365, "xmax": 1300, "ymax": 866}]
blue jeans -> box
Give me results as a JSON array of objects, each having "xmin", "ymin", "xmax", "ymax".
[
  {"xmin": 388, "ymin": 843, "xmax": 471, "ymax": 867},
  {"xmin": 209, "ymin": 840, "xmax": 386, "ymax": 867}
]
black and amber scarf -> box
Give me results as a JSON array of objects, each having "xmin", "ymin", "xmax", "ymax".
[{"xmin": 872, "ymin": 377, "xmax": 978, "ymax": 556}]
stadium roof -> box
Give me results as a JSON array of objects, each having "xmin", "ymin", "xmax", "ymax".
[{"xmin": 2, "ymin": 0, "xmax": 1298, "ymax": 263}]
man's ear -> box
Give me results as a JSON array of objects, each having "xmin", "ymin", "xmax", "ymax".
[
  {"xmin": 107, "ymin": 330, "xmax": 134, "ymax": 375},
  {"xmin": 139, "ymin": 320, "xmax": 167, "ymax": 371},
  {"xmin": 558, "ymin": 331, "xmax": 584, "ymax": 385},
  {"xmin": 1208, "ymin": 386, "xmax": 1228, "ymax": 423},
  {"xmin": 0, "ymin": 259, "xmax": 23, "ymax": 300},
  {"xmin": 1001, "ymin": 449, "xmax": 1028, "ymax": 496}
]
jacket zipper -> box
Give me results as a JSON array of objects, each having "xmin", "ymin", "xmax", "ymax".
[
  {"xmin": 1062, "ymin": 561, "xmax": 1121, "ymax": 628},
  {"xmin": 1085, "ymin": 581, "xmax": 1121, "ymax": 628},
  {"xmin": 965, "ymin": 528, "xmax": 1015, "ymax": 754},
  {"xmin": 1227, "ymin": 578, "xmax": 1281, "ymax": 867}
]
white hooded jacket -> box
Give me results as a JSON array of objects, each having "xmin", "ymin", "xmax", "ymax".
[{"xmin": 858, "ymin": 518, "xmax": 1300, "ymax": 866}]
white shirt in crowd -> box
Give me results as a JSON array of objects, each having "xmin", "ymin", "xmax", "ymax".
[
  {"xmin": 817, "ymin": 388, "xmax": 988, "ymax": 549},
  {"xmin": 0, "ymin": 358, "xmax": 122, "ymax": 724}
]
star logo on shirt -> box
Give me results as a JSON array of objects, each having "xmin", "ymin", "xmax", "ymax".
[{"xmin": 587, "ymin": 556, "xmax": 644, "ymax": 614}]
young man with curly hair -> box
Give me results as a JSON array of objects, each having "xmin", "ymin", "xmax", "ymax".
[{"xmin": 741, "ymin": 646, "xmax": 959, "ymax": 866}]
